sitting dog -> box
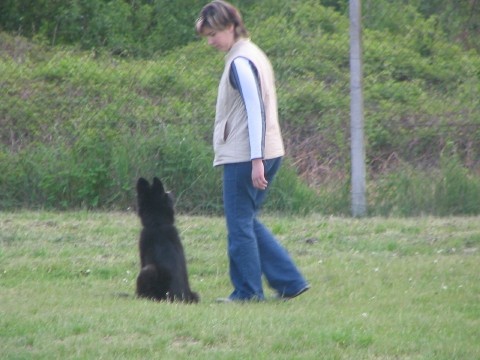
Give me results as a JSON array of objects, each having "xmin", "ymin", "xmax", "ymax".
[{"xmin": 135, "ymin": 177, "xmax": 199, "ymax": 303}]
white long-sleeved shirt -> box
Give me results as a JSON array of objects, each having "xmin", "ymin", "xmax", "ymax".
[{"xmin": 230, "ymin": 57, "xmax": 266, "ymax": 160}]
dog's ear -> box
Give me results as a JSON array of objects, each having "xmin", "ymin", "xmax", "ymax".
[
  {"xmin": 152, "ymin": 177, "xmax": 165, "ymax": 194},
  {"xmin": 136, "ymin": 177, "xmax": 150, "ymax": 195}
]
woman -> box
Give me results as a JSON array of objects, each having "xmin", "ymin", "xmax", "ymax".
[{"xmin": 196, "ymin": 0, "xmax": 310, "ymax": 302}]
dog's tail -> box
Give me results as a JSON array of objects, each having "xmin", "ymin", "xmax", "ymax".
[{"xmin": 136, "ymin": 264, "xmax": 171, "ymax": 301}]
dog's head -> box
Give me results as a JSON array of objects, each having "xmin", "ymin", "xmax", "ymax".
[{"xmin": 136, "ymin": 177, "xmax": 175, "ymax": 226}]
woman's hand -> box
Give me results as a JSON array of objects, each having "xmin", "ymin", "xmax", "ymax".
[{"xmin": 251, "ymin": 159, "xmax": 268, "ymax": 190}]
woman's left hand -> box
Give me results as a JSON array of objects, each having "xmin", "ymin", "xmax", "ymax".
[{"xmin": 251, "ymin": 159, "xmax": 268, "ymax": 190}]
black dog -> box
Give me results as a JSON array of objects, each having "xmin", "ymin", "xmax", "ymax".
[{"xmin": 135, "ymin": 177, "xmax": 199, "ymax": 303}]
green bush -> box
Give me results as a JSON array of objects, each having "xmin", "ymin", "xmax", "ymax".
[
  {"xmin": 434, "ymin": 146, "xmax": 480, "ymax": 215},
  {"xmin": 0, "ymin": 0, "xmax": 202, "ymax": 56},
  {"xmin": 371, "ymin": 149, "xmax": 480, "ymax": 217},
  {"xmin": 1, "ymin": 0, "xmax": 480, "ymax": 216}
]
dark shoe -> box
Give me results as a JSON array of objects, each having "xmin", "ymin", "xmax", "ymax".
[{"xmin": 276, "ymin": 285, "xmax": 311, "ymax": 300}]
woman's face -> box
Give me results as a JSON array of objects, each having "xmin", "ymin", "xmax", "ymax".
[{"xmin": 203, "ymin": 25, "xmax": 235, "ymax": 52}]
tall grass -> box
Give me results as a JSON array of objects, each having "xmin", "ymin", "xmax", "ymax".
[
  {"xmin": 3, "ymin": 132, "xmax": 480, "ymax": 216},
  {"xmin": 371, "ymin": 150, "xmax": 480, "ymax": 216},
  {"xmin": 1, "ymin": 211, "xmax": 479, "ymax": 359}
]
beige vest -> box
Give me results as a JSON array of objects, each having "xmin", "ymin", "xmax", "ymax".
[{"xmin": 213, "ymin": 38, "xmax": 285, "ymax": 166}]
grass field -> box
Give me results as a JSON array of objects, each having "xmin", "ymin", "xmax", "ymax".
[{"xmin": 1, "ymin": 211, "xmax": 479, "ymax": 359}]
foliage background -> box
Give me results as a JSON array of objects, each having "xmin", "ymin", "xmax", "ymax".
[{"xmin": 1, "ymin": 0, "xmax": 479, "ymax": 215}]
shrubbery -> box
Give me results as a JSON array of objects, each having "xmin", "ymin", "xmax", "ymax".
[
  {"xmin": 1, "ymin": 1, "xmax": 479, "ymax": 215},
  {"xmin": 0, "ymin": 0, "xmax": 203, "ymax": 56}
]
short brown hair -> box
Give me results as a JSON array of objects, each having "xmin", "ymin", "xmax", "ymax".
[{"xmin": 195, "ymin": 1, "xmax": 249, "ymax": 39}]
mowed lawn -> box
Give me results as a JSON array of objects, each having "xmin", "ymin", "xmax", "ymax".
[{"xmin": 1, "ymin": 211, "xmax": 479, "ymax": 359}]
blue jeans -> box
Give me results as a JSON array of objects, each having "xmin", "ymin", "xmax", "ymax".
[{"xmin": 222, "ymin": 157, "xmax": 309, "ymax": 301}]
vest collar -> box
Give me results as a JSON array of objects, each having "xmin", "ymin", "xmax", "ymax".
[{"xmin": 225, "ymin": 38, "xmax": 251, "ymax": 61}]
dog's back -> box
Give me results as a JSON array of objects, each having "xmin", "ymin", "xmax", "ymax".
[{"xmin": 136, "ymin": 177, "xmax": 199, "ymax": 303}]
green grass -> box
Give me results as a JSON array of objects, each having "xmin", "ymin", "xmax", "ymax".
[{"xmin": 1, "ymin": 212, "xmax": 479, "ymax": 359}]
